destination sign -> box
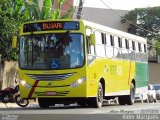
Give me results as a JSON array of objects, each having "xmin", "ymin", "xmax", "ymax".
[{"xmin": 23, "ymin": 21, "xmax": 80, "ymax": 32}]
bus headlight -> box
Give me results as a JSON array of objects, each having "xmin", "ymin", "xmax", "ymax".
[
  {"xmin": 70, "ymin": 77, "xmax": 86, "ymax": 88},
  {"xmin": 20, "ymin": 80, "xmax": 32, "ymax": 88}
]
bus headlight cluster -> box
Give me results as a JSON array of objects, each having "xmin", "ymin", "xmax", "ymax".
[
  {"xmin": 20, "ymin": 80, "xmax": 32, "ymax": 88},
  {"xmin": 70, "ymin": 77, "xmax": 86, "ymax": 88}
]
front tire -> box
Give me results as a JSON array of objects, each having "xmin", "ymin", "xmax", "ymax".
[
  {"xmin": 38, "ymin": 98, "xmax": 50, "ymax": 108},
  {"xmin": 89, "ymin": 82, "xmax": 104, "ymax": 108}
]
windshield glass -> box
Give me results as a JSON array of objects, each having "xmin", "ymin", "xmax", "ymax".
[
  {"xmin": 19, "ymin": 33, "xmax": 84, "ymax": 70},
  {"xmin": 153, "ymin": 85, "xmax": 160, "ymax": 90}
]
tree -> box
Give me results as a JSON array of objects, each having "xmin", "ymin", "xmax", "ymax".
[
  {"xmin": 122, "ymin": 7, "xmax": 160, "ymax": 39},
  {"xmin": 25, "ymin": 0, "xmax": 74, "ymax": 20},
  {"xmin": 121, "ymin": 7, "xmax": 160, "ymax": 55},
  {"xmin": 0, "ymin": 0, "xmax": 29, "ymax": 62}
]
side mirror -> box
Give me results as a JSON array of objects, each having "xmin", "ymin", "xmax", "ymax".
[
  {"xmin": 12, "ymin": 36, "xmax": 17, "ymax": 48},
  {"xmin": 90, "ymin": 34, "xmax": 95, "ymax": 45}
]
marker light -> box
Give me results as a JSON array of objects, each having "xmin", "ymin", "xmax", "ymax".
[
  {"xmin": 70, "ymin": 77, "xmax": 86, "ymax": 88},
  {"xmin": 20, "ymin": 80, "xmax": 32, "ymax": 88}
]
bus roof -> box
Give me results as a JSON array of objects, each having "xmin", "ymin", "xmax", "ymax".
[{"xmin": 82, "ymin": 20, "xmax": 147, "ymax": 44}]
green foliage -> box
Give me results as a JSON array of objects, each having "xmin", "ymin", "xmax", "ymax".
[
  {"xmin": 61, "ymin": 6, "xmax": 74, "ymax": 19},
  {"xmin": 122, "ymin": 7, "xmax": 160, "ymax": 40},
  {"xmin": 26, "ymin": 0, "xmax": 71, "ymax": 20},
  {"xmin": 155, "ymin": 40, "xmax": 160, "ymax": 55},
  {"xmin": 122, "ymin": 7, "xmax": 160, "ymax": 54},
  {"xmin": 0, "ymin": 0, "xmax": 74, "ymax": 62},
  {"xmin": 0, "ymin": 0, "xmax": 29, "ymax": 62}
]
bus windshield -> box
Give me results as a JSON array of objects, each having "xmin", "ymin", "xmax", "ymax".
[{"xmin": 19, "ymin": 33, "xmax": 84, "ymax": 70}]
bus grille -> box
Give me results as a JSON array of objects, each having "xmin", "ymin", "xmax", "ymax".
[{"xmin": 27, "ymin": 73, "xmax": 74, "ymax": 81}]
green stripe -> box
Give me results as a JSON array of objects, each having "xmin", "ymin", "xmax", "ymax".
[{"xmin": 135, "ymin": 62, "xmax": 148, "ymax": 88}]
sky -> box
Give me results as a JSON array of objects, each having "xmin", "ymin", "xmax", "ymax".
[{"xmin": 74, "ymin": 0, "xmax": 160, "ymax": 10}]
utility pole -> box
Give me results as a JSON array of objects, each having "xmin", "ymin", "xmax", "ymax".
[{"xmin": 76, "ymin": 0, "xmax": 83, "ymax": 19}]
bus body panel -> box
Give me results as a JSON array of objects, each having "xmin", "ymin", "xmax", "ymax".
[
  {"xmin": 135, "ymin": 62, "xmax": 148, "ymax": 93},
  {"xmin": 86, "ymin": 58, "xmax": 136, "ymax": 97}
]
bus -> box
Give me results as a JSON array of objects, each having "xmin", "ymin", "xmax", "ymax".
[{"xmin": 12, "ymin": 19, "xmax": 148, "ymax": 108}]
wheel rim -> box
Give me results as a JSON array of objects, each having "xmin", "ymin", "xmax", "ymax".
[
  {"xmin": 98, "ymin": 84, "xmax": 103, "ymax": 105},
  {"xmin": 130, "ymin": 83, "xmax": 135, "ymax": 103}
]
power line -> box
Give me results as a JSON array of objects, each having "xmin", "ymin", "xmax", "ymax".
[{"xmin": 99, "ymin": 0, "xmax": 159, "ymax": 35}]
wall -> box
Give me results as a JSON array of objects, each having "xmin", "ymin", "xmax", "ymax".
[
  {"xmin": 77, "ymin": 7, "xmax": 130, "ymax": 32},
  {"xmin": 2, "ymin": 61, "xmax": 18, "ymax": 89},
  {"xmin": 0, "ymin": 62, "xmax": 3, "ymax": 90},
  {"xmin": 149, "ymin": 62, "xmax": 160, "ymax": 84}
]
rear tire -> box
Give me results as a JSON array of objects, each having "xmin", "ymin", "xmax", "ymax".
[
  {"xmin": 38, "ymin": 98, "xmax": 50, "ymax": 108},
  {"xmin": 118, "ymin": 82, "xmax": 135, "ymax": 105},
  {"xmin": 126, "ymin": 82, "xmax": 135, "ymax": 105},
  {"xmin": 118, "ymin": 96, "xmax": 126, "ymax": 105}
]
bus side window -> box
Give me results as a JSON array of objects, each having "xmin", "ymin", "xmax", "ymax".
[
  {"xmin": 130, "ymin": 41, "xmax": 136, "ymax": 61},
  {"xmin": 95, "ymin": 31, "xmax": 105, "ymax": 57},
  {"xmin": 138, "ymin": 43, "xmax": 142, "ymax": 61},
  {"xmin": 128, "ymin": 40, "xmax": 134, "ymax": 60},
  {"xmin": 135, "ymin": 42, "xmax": 140, "ymax": 61},
  {"xmin": 86, "ymin": 28, "xmax": 95, "ymax": 55},
  {"xmin": 121, "ymin": 38, "xmax": 128, "ymax": 60},
  {"xmin": 114, "ymin": 36, "xmax": 121, "ymax": 59},
  {"xmin": 102, "ymin": 33, "xmax": 106, "ymax": 44},
  {"xmin": 86, "ymin": 35, "xmax": 95, "ymax": 55},
  {"xmin": 106, "ymin": 34, "xmax": 114, "ymax": 58},
  {"xmin": 141, "ymin": 43, "xmax": 147, "ymax": 62},
  {"xmin": 144, "ymin": 44, "xmax": 147, "ymax": 62}
]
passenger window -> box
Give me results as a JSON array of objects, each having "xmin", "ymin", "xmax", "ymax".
[
  {"xmin": 118, "ymin": 37, "xmax": 122, "ymax": 48},
  {"xmin": 125, "ymin": 39, "xmax": 129, "ymax": 49},
  {"xmin": 129, "ymin": 40, "xmax": 132, "ymax": 50},
  {"xmin": 114, "ymin": 36, "xmax": 119, "ymax": 48},
  {"xmin": 122, "ymin": 38, "xmax": 126, "ymax": 48},
  {"xmin": 102, "ymin": 33, "xmax": 106, "ymax": 44},
  {"xmin": 144, "ymin": 44, "xmax": 147, "ymax": 53},
  {"xmin": 106, "ymin": 34, "xmax": 114, "ymax": 58},
  {"xmin": 86, "ymin": 28, "xmax": 95, "ymax": 55},
  {"xmin": 132, "ymin": 41, "xmax": 135, "ymax": 50},
  {"xmin": 95, "ymin": 31, "xmax": 102, "ymax": 44},
  {"xmin": 138, "ymin": 43, "xmax": 142, "ymax": 52},
  {"xmin": 110, "ymin": 35, "xmax": 114, "ymax": 46}
]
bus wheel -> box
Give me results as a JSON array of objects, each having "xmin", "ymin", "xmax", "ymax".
[
  {"xmin": 118, "ymin": 96, "xmax": 126, "ymax": 105},
  {"xmin": 77, "ymin": 101, "xmax": 87, "ymax": 107},
  {"xmin": 90, "ymin": 82, "xmax": 104, "ymax": 108},
  {"xmin": 126, "ymin": 82, "xmax": 135, "ymax": 105},
  {"xmin": 38, "ymin": 98, "xmax": 50, "ymax": 108}
]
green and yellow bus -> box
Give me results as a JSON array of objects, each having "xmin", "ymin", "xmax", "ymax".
[{"xmin": 13, "ymin": 19, "xmax": 148, "ymax": 108}]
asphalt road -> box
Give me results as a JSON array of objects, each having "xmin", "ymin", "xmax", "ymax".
[{"xmin": 0, "ymin": 101, "xmax": 160, "ymax": 120}]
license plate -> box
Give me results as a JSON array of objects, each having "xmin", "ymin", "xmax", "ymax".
[{"xmin": 46, "ymin": 91, "xmax": 57, "ymax": 96}]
